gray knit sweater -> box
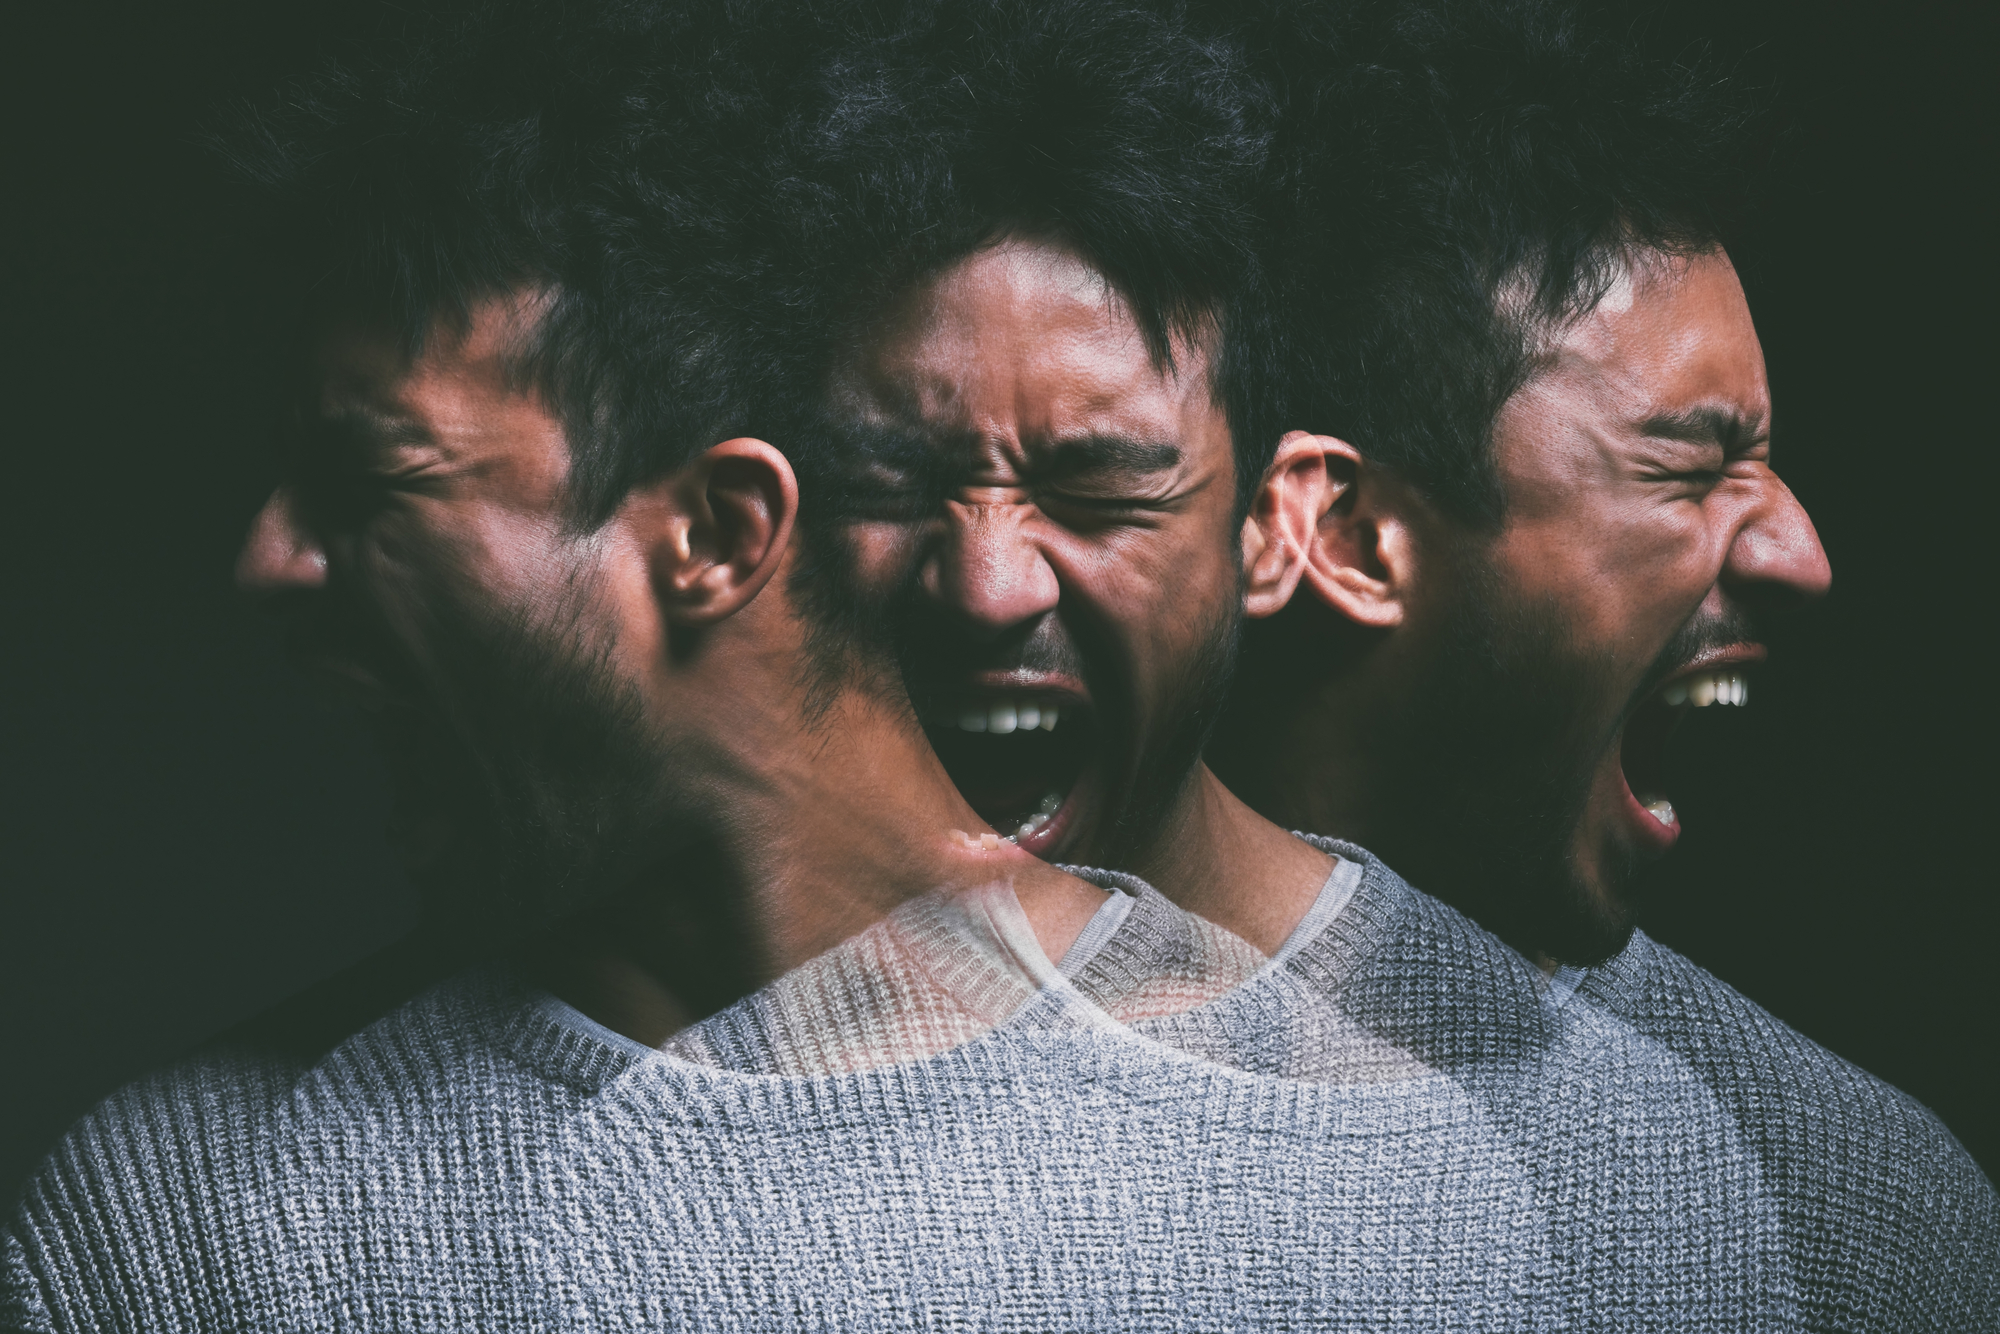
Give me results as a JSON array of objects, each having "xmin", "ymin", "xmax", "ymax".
[{"xmin": 5, "ymin": 845, "xmax": 1993, "ymax": 1330}]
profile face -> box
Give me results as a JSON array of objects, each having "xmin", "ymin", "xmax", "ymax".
[
  {"xmin": 236, "ymin": 295, "xmax": 665, "ymax": 927},
  {"xmin": 1425, "ymin": 248, "xmax": 1830, "ymax": 955},
  {"xmin": 829, "ymin": 238, "xmax": 1243, "ymax": 867}
]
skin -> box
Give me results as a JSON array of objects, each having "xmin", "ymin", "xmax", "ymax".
[
  {"xmin": 1216, "ymin": 248, "xmax": 1831, "ymax": 963},
  {"xmin": 831, "ymin": 237, "xmax": 1333, "ymax": 953},
  {"xmin": 237, "ymin": 292, "xmax": 1109, "ymax": 1045}
]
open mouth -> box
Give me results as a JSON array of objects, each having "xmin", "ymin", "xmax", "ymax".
[
  {"xmin": 1619, "ymin": 664, "xmax": 1754, "ymax": 842},
  {"xmin": 924, "ymin": 692, "xmax": 1096, "ymax": 855}
]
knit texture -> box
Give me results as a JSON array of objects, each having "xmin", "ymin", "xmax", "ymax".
[
  {"xmin": 4, "ymin": 847, "xmax": 1994, "ymax": 1331},
  {"xmin": 1576, "ymin": 915, "xmax": 1999, "ymax": 1331}
]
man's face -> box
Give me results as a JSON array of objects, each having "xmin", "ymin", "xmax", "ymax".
[
  {"xmin": 238, "ymin": 296, "xmax": 671, "ymax": 937},
  {"xmin": 827, "ymin": 238, "xmax": 1243, "ymax": 866},
  {"xmin": 1394, "ymin": 249, "xmax": 1830, "ymax": 962}
]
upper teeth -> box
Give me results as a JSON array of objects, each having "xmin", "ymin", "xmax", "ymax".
[
  {"xmin": 1662, "ymin": 670, "xmax": 1747, "ymax": 708},
  {"xmin": 956, "ymin": 698, "xmax": 1062, "ymax": 733}
]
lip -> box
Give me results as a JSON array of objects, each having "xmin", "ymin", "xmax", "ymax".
[
  {"xmin": 954, "ymin": 670, "xmax": 1093, "ymax": 708},
  {"xmin": 1011, "ymin": 765, "xmax": 1088, "ymax": 856},
  {"xmin": 1650, "ymin": 643, "xmax": 1767, "ymax": 695},
  {"xmin": 1617, "ymin": 778, "xmax": 1682, "ymax": 853},
  {"xmin": 920, "ymin": 674, "xmax": 1098, "ymax": 860},
  {"xmin": 1613, "ymin": 642, "xmax": 1769, "ymax": 855}
]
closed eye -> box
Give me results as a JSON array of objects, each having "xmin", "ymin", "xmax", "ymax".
[{"xmin": 286, "ymin": 410, "xmax": 443, "ymax": 527}]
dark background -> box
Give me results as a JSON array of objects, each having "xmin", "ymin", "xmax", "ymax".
[{"xmin": 2, "ymin": 0, "xmax": 1993, "ymax": 1205}]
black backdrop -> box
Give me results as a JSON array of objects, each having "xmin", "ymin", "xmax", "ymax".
[{"xmin": 2, "ymin": 0, "xmax": 1993, "ymax": 1204}]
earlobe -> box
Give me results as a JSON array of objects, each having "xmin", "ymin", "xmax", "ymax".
[{"xmin": 650, "ymin": 438, "xmax": 799, "ymax": 625}]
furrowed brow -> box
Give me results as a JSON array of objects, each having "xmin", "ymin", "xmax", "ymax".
[
  {"xmin": 1041, "ymin": 434, "xmax": 1184, "ymax": 474},
  {"xmin": 1638, "ymin": 406, "xmax": 1764, "ymax": 450},
  {"xmin": 308, "ymin": 406, "xmax": 436, "ymax": 454}
]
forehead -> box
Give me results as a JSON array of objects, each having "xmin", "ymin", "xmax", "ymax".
[
  {"xmin": 833, "ymin": 238, "xmax": 1225, "ymax": 462},
  {"xmin": 306, "ymin": 295, "xmax": 568, "ymax": 487},
  {"xmin": 312, "ymin": 294, "xmax": 535, "ymax": 413},
  {"xmin": 1529, "ymin": 249, "xmax": 1768, "ymax": 423}
]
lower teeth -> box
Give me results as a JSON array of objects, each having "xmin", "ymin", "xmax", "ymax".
[
  {"xmin": 1644, "ymin": 799, "xmax": 1675, "ymax": 828},
  {"xmin": 1004, "ymin": 790, "xmax": 1067, "ymax": 843}
]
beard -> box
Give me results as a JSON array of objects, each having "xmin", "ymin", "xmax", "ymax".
[
  {"xmin": 355, "ymin": 558, "xmax": 679, "ymax": 949},
  {"xmin": 1095, "ymin": 592, "xmax": 1242, "ymax": 867},
  {"xmin": 1373, "ymin": 548, "xmax": 1642, "ymax": 966}
]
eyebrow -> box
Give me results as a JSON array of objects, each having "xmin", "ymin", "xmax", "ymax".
[
  {"xmin": 838, "ymin": 421, "xmax": 1185, "ymax": 479},
  {"xmin": 309, "ymin": 405, "xmax": 437, "ymax": 451},
  {"xmin": 1039, "ymin": 434, "xmax": 1184, "ymax": 474},
  {"xmin": 1637, "ymin": 406, "xmax": 1765, "ymax": 450}
]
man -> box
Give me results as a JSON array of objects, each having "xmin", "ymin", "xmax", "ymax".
[
  {"xmin": 0, "ymin": 4, "xmax": 1394, "ymax": 1327},
  {"xmin": 12, "ymin": 2, "xmax": 1986, "ymax": 1328},
  {"xmin": 705, "ymin": 8, "xmax": 2000, "ymax": 1322},
  {"xmin": 797, "ymin": 4, "xmax": 1344, "ymax": 956},
  {"xmin": 1206, "ymin": 0, "xmax": 1998, "ymax": 1324},
  {"xmin": 0, "ymin": 6, "xmax": 1177, "ymax": 1325}
]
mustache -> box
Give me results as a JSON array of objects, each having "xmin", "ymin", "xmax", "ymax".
[
  {"xmin": 824, "ymin": 519, "xmax": 1089, "ymax": 691},
  {"xmin": 1636, "ymin": 600, "xmax": 1763, "ymax": 701},
  {"xmin": 900, "ymin": 612, "xmax": 1089, "ymax": 682}
]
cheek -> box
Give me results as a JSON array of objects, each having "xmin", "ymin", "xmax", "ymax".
[
  {"xmin": 1492, "ymin": 500, "xmax": 1724, "ymax": 646},
  {"xmin": 845, "ymin": 521, "xmax": 925, "ymax": 598},
  {"xmin": 346, "ymin": 514, "xmax": 462, "ymax": 628},
  {"xmin": 1057, "ymin": 517, "xmax": 1239, "ymax": 663},
  {"xmin": 350, "ymin": 504, "xmax": 569, "ymax": 639}
]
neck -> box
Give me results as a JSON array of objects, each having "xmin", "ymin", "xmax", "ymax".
[
  {"xmin": 527, "ymin": 684, "xmax": 1106, "ymax": 1046},
  {"xmin": 1122, "ymin": 763, "xmax": 1334, "ymax": 956},
  {"xmin": 1209, "ymin": 599, "xmax": 1405, "ymax": 853}
]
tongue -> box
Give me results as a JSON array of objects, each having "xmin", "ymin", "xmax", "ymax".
[
  {"xmin": 959, "ymin": 774, "xmax": 1048, "ymax": 830},
  {"xmin": 927, "ymin": 723, "xmax": 1083, "ymax": 832}
]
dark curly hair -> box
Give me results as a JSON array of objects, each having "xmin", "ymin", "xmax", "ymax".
[
  {"xmin": 217, "ymin": 0, "xmax": 858, "ymax": 529},
  {"xmin": 219, "ymin": 0, "xmax": 1284, "ymax": 529},
  {"xmin": 1244, "ymin": 0, "xmax": 1774, "ymax": 525}
]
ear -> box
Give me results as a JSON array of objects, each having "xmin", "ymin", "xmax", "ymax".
[
  {"xmin": 649, "ymin": 438, "xmax": 799, "ymax": 625},
  {"xmin": 1241, "ymin": 430, "xmax": 1340, "ymax": 619},
  {"xmin": 1294, "ymin": 436, "xmax": 1410, "ymax": 631}
]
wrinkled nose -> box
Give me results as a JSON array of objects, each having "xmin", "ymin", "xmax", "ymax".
[
  {"xmin": 235, "ymin": 487, "xmax": 329, "ymax": 593},
  {"xmin": 924, "ymin": 501, "xmax": 1060, "ymax": 633},
  {"xmin": 1724, "ymin": 474, "xmax": 1831, "ymax": 603}
]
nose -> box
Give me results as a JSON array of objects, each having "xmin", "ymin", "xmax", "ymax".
[
  {"xmin": 1723, "ymin": 473, "xmax": 1831, "ymax": 603},
  {"xmin": 235, "ymin": 486, "xmax": 329, "ymax": 593},
  {"xmin": 924, "ymin": 500, "xmax": 1061, "ymax": 633}
]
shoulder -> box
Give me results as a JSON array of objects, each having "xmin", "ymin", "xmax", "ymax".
[
  {"xmin": 1, "ymin": 947, "xmax": 617, "ymax": 1332},
  {"xmin": 1580, "ymin": 929, "xmax": 1977, "ymax": 1160},
  {"xmin": 1581, "ymin": 930, "xmax": 1999, "ymax": 1327}
]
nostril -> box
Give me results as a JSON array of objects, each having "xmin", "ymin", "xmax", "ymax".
[
  {"xmin": 1728, "ymin": 484, "xmax": 1830, "ymax": 601},
  {"xmin": 236, "ymin": 489, "xmax": 330, "ymax": 592}
]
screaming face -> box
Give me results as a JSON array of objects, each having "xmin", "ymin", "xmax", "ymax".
[
  {"xmin": 824, "ymin": 236, "xmax": 1246, "ymax": 868},
  {"xmin": 1391, "ymin": 248, "xmax": 1831, "ymax": 963}
]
